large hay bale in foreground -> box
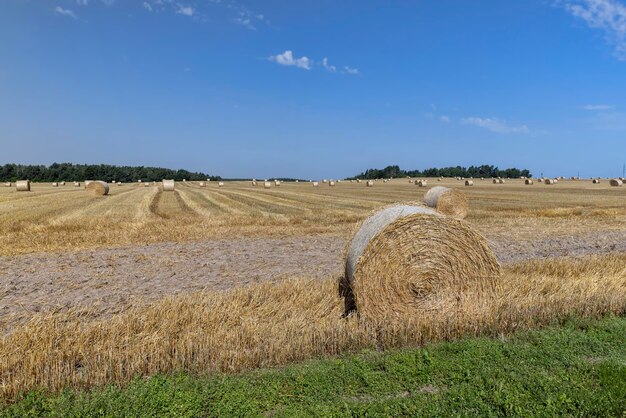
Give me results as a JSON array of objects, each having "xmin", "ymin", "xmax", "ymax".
[
  {"xmin": 162, "ymin": 179, "xmax": 175, "ymax": 191},
  {"xmin": 15, "ymin": 180, "xmax": 30, "ymax": 192},
  {"xmin": 86, "ymin": 181, "xmax": 109, "ymax": 196},
  {"xmin": 464, "ymin": 180, "xmax": 473, "ymax": 186},
  {"xmin": 344, "ymin": 205, "xmax": 501, "ymax": 320},
  {"xmin": 264, "ymin": 181, "xmax": 271, "ymax": 189},
  {"xmin": 423, "ymin": 186, "xmax": 468, "ymax": 219},
  {"xmin": 609, "ymin": 178, "xmax": 623, "ymax": 187}
]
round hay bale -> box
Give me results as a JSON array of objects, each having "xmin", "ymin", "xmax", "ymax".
[
  {"xmin": 423, "ymin": 186, "xmax": 469, "ymax": 219},
  {"xmin": 138, "ymin": 180, "xmax": 142, "ymax": 183},
  {"xmin": 544, "ymin": 179, "xmax": 554, "ymax": 185},
  {"xmin": 117, "ymin": 182, "xmax": 122, "ymax": 186},
  {"xmin": 344, "ymin": 204, "xmax": 501, "ymax": 320},
  {"xmin": 251, "ymin": 181, "xmax": 257, "ymax": 186},
  {"xmin": 275, "ymin": 180, "xmax": 281, "ymax": 186},
  {"xmin": 417, "ymin": 180, "xmax": 428, "ymax": 187},
  {"xmin": 609, "ymin": 178, "xmax": 623, "ymax": 187},
  {"xmin": 15, "ymin": 180, "xmax": 30, "ymax": 192},
  {"xmin": 52, "ymin": 182, "xmax": 58, "ymax": 187},
  {"xmin": 264, "ymin": 181, "xmax": 271, "ymax": 188},
  {"xmin": 464, "ymin": 180, "xmax": 473, "ymax": 186},
  {"xmin": 312, "ymin": 182, "xmax": 319, "ymax": 187},
  {"xmin": 525, "ymin": 179, "xmax": 534, "ymax": 185},
  {"xmin": 366, "ymin": 180, "xmax": 374, "ymax": 187},
  {"xmin": 162, "ymin": 179, "xmax": 175, "ymax": 191},
  {"xmin": 492, "ymin": 178, "xmax": 498, "ymax": 184},
  {"xmin": 84, "ymin": 180, "xmax": 93, "ymax": 188},
  {"xmin": 3, "ymin": 182, "xmax": 10, "ymax": 187},
  {"xmin": 437, "ymin": 178, "xmax": 442, "ymax": 182},
  {"xmin": 86, "ymin": 180, "xmax": 109, "ymax": 196},
  {"xmin": 329, "ymin": 181, "xmax": 336, "ymax": 187},
  {"xmin": 60, "ymin": 181, "xmax": 66, "ymax": 186},
  {"xmin": 73, "ymin": 182, "xmax": 80, "ymax": 187},
  {"xmin": 357, "ymin": 179, "xmax": 362, "ymax": 183},
  {"xmin": 218, "ymin": 182, "xmax": 225, "ymax": 187},
  {"xmin": 199, "ymin": 182, "xmax": 206, "ymax": 187},
  {"xmin": 592, "ymin": 179, "xmax": 600, "ymax": 184}
]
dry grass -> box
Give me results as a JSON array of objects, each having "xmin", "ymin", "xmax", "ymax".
[
  {"xmin": 0, "ymin": 179, "xmax": 624, "ymax": 257},
  {"xmin": 0, "ymin": 253, "xmax": 624, "ymax": 402}
]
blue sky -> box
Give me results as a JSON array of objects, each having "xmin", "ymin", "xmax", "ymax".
[{"xmin": 1, "ymin": 0, "xmax": 625, "ymax": 179}]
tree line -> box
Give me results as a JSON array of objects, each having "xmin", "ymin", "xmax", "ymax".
[
  {"xmin": 0, "ymin": 163, "xmax": 221, "ymax": 182},
  {"xmin": 349, "ymin": 165, "xmax": 532, "ymax": 180}
]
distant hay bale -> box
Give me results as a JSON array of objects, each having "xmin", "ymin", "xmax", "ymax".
[
  {"xmin": 15, "ymin": 180, "xmax": 30, "ymax": 192},
  {"xmin": 3, "ymin": 182, "xmax": 10, "ymax": 187},
  {"xmin": 329, "ymin": 181, "xmax": 336, "ymax": 187},
  {"xmin": 492, "ymin": 178, "xmax": 498, "ymax": 184},
  {"xmin": 609, "ymin": 178, "xmax": 623, "ymax": 187},
  {"xmin": 423, "ymin": 186, "xmax": 469, "ymax": 219},
  {"xmin": 465, "ymin": 180, "xmax": 473, "ymax": 186},
  {"xmin": 343, "ymin": 204, "xmax": 501, "ymax": 320},
  {"xmin": 251, "ymin": 181, "xmax": 257, "ymax": 186},
  {"xmin": 73, "ymin": 182, "xmax": 80, "ymax": 187},
  {"xmin": 218, "ymin": 182, "xmax": 225, "ymax": 187},
  {"xmin": 480, "ymin": 177, "xmax": 484, "ymax": 180},
  {"xmin": 117, "ymin": 182, "xmax": 122, "ymax": 186},
  {"xmin": 323, "ymin": 179, "xmax": 328, "ymax": 183},
  {"xmin": 417, "ymin": 180, "xmax": 428, "ymax": 187},
  {"xmin": 162, "ymin": 179, "xmax": 175, "ymax": 191},
  {"xmin": 60, "ymin": 181, "xmax": 65, "ymax": 186},
  {"xmin": 86, "ymin": 180, "xmax": 109, "ymax": 196},
  {"xmin": 138, "ymin": 180, "xmax": 142, "ymax": 183},
  {"xmin": 437, "ymin": 178, "xmax": 441, "ymax": 182},
  {"xmin": 366, "ymin": 180, "xmax": 374, "ymax": 187},
  {"xmin": 264, "ymin": 181, "xmax": 271, "ymax": 189},
  {"xmin": 544, "ymin": 179, "xmax": 555, "ymax": 185},
  {"xmin": 52, "ymin": 182, "xmax": 58, "ymax": 187},
  {"xmin": 312, "ymin": 182, "xmax": 319, "ymax": 187},
  {"xmin": 525, "ymin": 179, "xmax": 534, "ymax": 185},
  {"xmin": 357, "ymin": 179, "xmax": 362, "ymax": 183},
  {"xmin": 500, "ymin": 179, "xmax": 506, "ymax": 184},
  {"xmin": 198, "ymin": 182, "xmax": 206, "ymax": 187},
  {"xmin": 182, "ymin": 179, "xmax": 186, "ymax": 182},
  {"xmin": 275, "ymin": 180, "xmax": 281, "ymax": 186},
  {"xmin": 592, "ymin": 179, "xmax": 600, "ymax": 184}
]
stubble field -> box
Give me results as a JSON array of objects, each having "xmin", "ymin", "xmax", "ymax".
[{"xmin": 0, "ymin": 177, "xmax": 625, "ymax": 402}]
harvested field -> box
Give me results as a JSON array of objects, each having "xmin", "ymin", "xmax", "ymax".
[{"xmin": 0, "ymin": 178, "xmax": 624, "ymax": 402}]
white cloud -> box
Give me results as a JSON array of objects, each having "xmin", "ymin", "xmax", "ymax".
[
  {"xmin": 54, "ymin": 6, "xmax": 78, "ymax": 19},
  {"xmin": 439, "ymin": 115, "xmax": 451, "ymax": 123},
  {"xmin": 461, "ymin": 117, "xmax": 530, "ymax": 134},
  {"xmin": 269, "ymin": 50, "xmax": 312, "ymax": 70},
  {"xmin": 322, "ymin": 58, "xmax": 336, "ymax": 72},
  {"xmin": 76, "ymin": 0, "xmax": 88, "ymax": 5},
  {"xmin": 176, "ymin": 5, "xmax": 194, "ymax": 16},
  {"xmin": 343, "ymin": 65, "xmax": 359, "ymax": 75},
  {"xmin": 561, "ymin": 0, "xmax": 626, "ymax": 60},
  {"xmin": 581, "ymin": 103, "xmax": 615, "ymax": 110},
  {"xmin": 234, "ymin": 16, "xmax": 255, "ymax": 30},
  {"xmin": 142, "ymin": 2, "xmax": 153, "ymax": 12}
]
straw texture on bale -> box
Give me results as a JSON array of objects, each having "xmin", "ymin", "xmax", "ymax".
[
  {"xmin": 423, "ymin": 186, "xmax": 469, "ymax": 219},
  {"xmin": 344, "ymin": 204, "xmax": 501, "ymax": 321},
  {"xmin": 84, "ymin": 180, "xmax": 93, "ymax": 188},
  {"xmin": 464, "ymin": 180, "xmax": 473, "ymax": 186},
  {"xmin": 609, "ymin": 178, "xmax": 623, "ymax": 186},
  {"xmin": 16, "ymin": 180, "xmax": 30, "ymax": 192},
  {"xmin": 85, "ymin": 181, "xmax": 109, "ymax": 196},
  {"xmin": 264, "ymin": 182, "xmax": 271, "ymax": 189},
  {"xmin": 162, "ymin": 179, "xmax": 175, "ymax": 191}
]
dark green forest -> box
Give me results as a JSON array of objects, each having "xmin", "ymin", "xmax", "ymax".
[
  {"xmin": 0, "ymin": 163, "xmax": 220, "ymax": 182},
  {"xmin": 350, "ymin": 165, "xmax": 531, "ymax": 180}
]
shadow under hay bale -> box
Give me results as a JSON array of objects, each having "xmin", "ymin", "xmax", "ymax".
[{"xmin": 343, "ymin": 204, "xmax": 501, "ymax": 321}]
